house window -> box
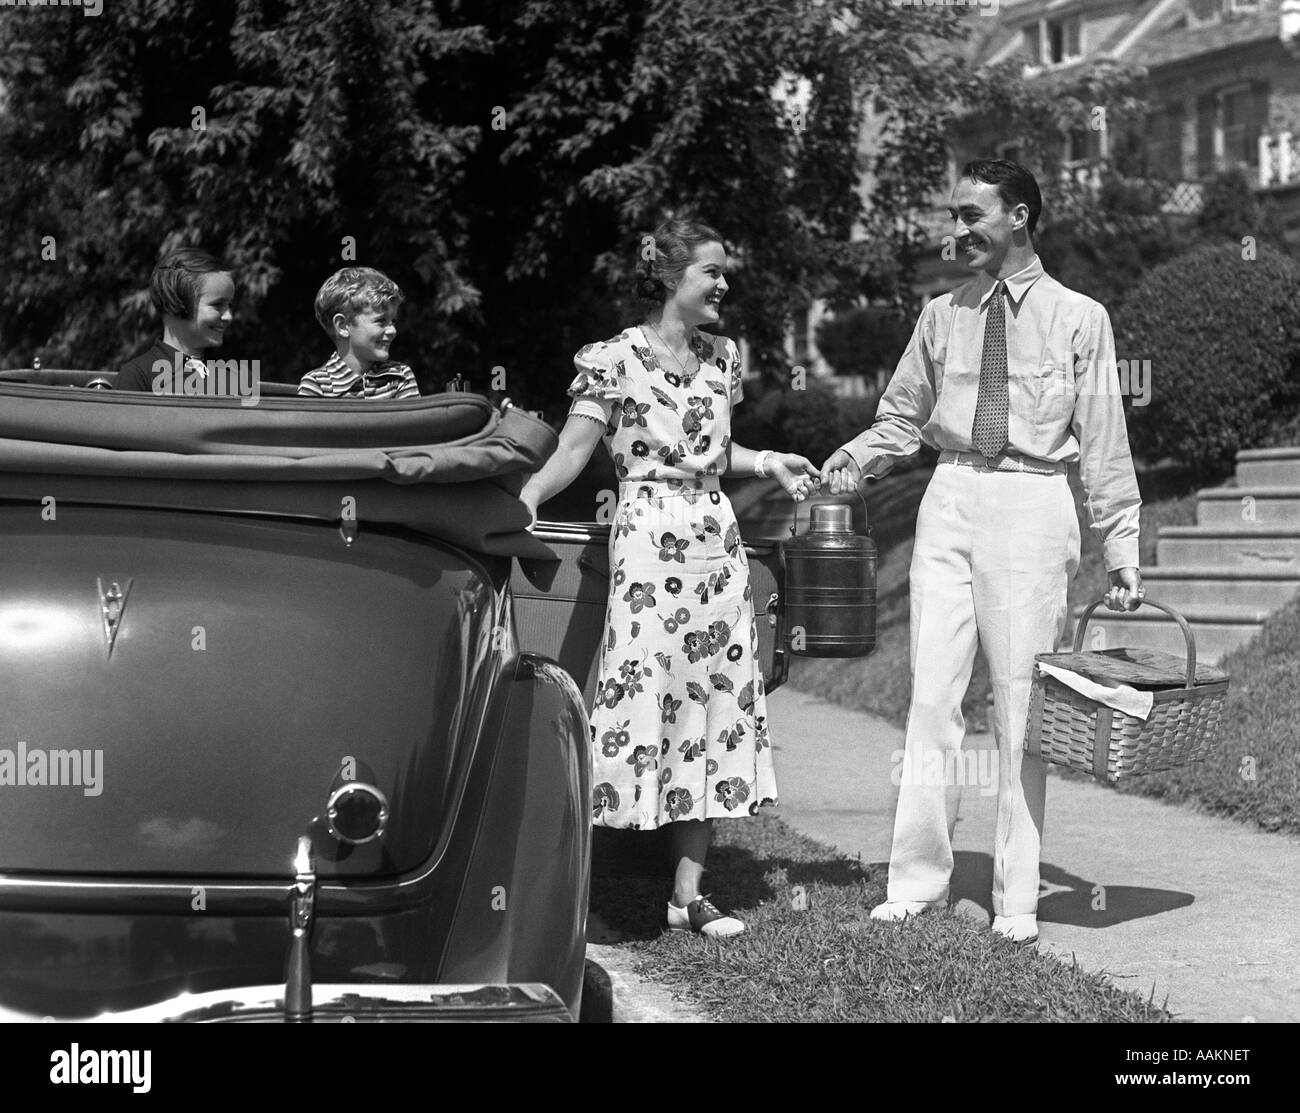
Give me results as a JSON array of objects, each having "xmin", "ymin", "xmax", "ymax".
[
  {"xmin": 1190, "ymin": 0, "xmax": 1260, "ymax": 25},
  {"xmin": 1221, "ymin": 85, "xmax": 1268, "ymax": 169},
  {"xmin": 1065, "ymin": 127, "xmax": 1090, "ymax": 164},
  {"xmin": 1021, "ymin": 24, "xmax": 1041, "ymax": 64},
  {"xmin": 1195, "ymin": 85, "xmax": 1269, "ymax": 176},
  {"xmin": 1146, "ymin": 104, "xmax": 1185, "ymax": 180},
  {"xmin": 1046, "ymin": 16, "xmax": 1082, "ymax": 64},
  {"xmin": 1196, "ymin": 93, "xmax": 1218, "ymax": 177}
]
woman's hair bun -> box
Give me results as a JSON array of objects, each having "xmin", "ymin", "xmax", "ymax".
[{"xmin": 634, "ymin": 238, "xmax": 665, "ymax": 301}]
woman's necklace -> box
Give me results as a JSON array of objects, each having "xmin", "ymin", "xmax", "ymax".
[{"xmin": 644, "ymin": 321, "xmax": 698, "ymax": 384}]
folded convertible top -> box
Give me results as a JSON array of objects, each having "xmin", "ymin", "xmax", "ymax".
[{"xmin": 0, "ymin": 385, "xmax": 558, "ymax": 558}]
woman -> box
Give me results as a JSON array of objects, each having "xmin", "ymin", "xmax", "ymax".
[{"xmin": 520, "ymin": 219, "xmax": 820, "ymax": 937}]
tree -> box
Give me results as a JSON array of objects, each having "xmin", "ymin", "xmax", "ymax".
[
  {"xmin": 0, "ymin": 0, "xmax": 487, "ymax": 381},
  {"xmin": 0, "ymin": 1, "xmax": 990, "ymax": 401}
]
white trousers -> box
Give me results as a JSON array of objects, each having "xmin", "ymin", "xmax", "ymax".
[{"xmin": 886, "ymin": 460, "xmax": 1079, "ymax": 916}]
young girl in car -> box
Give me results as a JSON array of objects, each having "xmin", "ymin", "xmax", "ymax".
[
  {"xmin": 520, "ymin": 219, "xmax": 819, "ymax": 937},
  {"xmin": 113, "ymin": 247, "xmax": 236, "ymax": 393}
]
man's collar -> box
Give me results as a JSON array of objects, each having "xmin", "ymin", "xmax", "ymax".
[{"xmin": 978, "ymin": 254, "xmax": 1044, "ymax": 307}]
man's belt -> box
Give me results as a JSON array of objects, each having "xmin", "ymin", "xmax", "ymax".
[{"xmin": 939, "ymin": 449, "xmax": 1067, "ymax": 475}]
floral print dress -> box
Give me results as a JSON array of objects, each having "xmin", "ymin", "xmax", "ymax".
[{"xmin": 568, "ymin": 326, "xmax": 778, "ymax": 830}]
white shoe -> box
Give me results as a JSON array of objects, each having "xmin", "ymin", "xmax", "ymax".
[
  {"xmin": 667, "ymin": 896, "xmax": 745, "ymax": 938},
  {"xmin": 992, "ymin": 913, "xmax": 1039, "ymax": 944},
  {"xmin": 869, "ymin": 899, "xmax": 944, "ymax": 922}
]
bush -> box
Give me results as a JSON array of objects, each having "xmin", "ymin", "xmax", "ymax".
[
  {"xmin": 1115, "ymin": 242, "xmax": 1300, "ymax": 479},
  {"xmin": 1037, "ymin": 174, "xmax": 1186, "ymax": 317},
  {"xmin": 733, "ymin": 381, "xmax": 880, "ymax": 465},
  {"xmin": 1195, "ymin": 167, "xmax": 1280, "ymax": 243},
  {"xmin": 814, "ymin": 306, "xmax": 912, "ymax": 380}
]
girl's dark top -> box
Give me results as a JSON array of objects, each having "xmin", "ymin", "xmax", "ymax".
[{"xmin": 113, "ymin": 341, "xmax": 184, "ymax": 393}]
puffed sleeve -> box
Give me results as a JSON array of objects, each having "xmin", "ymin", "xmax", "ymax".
[{"xmin": 567, "ymin": 341, "xmax": 622, "ymax": 423}]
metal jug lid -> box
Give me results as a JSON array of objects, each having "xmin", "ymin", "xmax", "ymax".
[{"xmin": 809, "ymin": 504, "xmax": 853, "ymax": 533}]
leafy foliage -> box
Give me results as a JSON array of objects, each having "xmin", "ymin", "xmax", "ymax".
[
  {"xmin": 0, "ymin": 0, "xmax": 980, "ymax": 399},
  {"xmin": 1116, "ymin": 242, "xmax": 1300, "ymax": 478},
  {"xmin": 0, "ymin": 0, "xmax": 486, "ymax": 381},
  {"xmin": 814, "ymin": 305, "xmax": 913, "ymax": 380},
  {"xmin": 731, "ymin": 380, "xmax": 880, "ymax": 466},
  {"xmin": 1194, "ymin": 166, "xmax": 1282, "ymax": 243}
]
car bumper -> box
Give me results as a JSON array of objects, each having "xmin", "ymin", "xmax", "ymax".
[{"xmin": 0, "ymin": 982, "xmax": 572, "ymax": 1023}]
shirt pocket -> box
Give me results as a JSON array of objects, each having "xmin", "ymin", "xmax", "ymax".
[{"xmin": 1031, "ymin": 359, "xmax": 1074, "ymax": 426}]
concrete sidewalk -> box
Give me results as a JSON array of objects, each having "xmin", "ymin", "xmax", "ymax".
[{"xmin": 767, "ymin": 686, "xmax": 1300, "ymax": 1023}]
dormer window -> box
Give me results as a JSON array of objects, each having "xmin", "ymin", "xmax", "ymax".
[
  {"xmin": 1022, "ymin": 24, "xmax": 1041, "ymax": 63},
  {"xmin": 1047, "ymin": 16, "xmax": 1082, "ymax": 64},
  {"xmin": 1022, "ymin": 15, "xmax": 1083, "ymax": 66},
  {"xmin": 1189, "ymin": 0, "xmax": 1260, "ymax": 27}
]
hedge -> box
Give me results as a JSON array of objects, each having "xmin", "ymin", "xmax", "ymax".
[{"xmin": 1116, "ymin": 241, "xmax": 1300, "ymax": 479}]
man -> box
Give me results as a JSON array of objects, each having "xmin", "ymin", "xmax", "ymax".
[{"xmin": 821, "ymin": 159, "xmax": 1143, "ymax": 945}]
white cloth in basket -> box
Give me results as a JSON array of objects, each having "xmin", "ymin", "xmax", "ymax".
[{"xmin": 1036, "ymin": 662, "xmax": 1154, "ymax": 721}]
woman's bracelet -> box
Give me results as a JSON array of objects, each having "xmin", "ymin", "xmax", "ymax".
[{"xmin": 754, "ymin": 449, "xmax": 773, "ymax": 478}]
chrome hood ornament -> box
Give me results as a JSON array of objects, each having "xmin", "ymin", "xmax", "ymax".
[{"xmin": 97, "ymin": 576, "xmax": 133, "ymax": 657}]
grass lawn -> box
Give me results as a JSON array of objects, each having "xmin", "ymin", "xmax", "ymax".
[{"xmin": 591, "ymin": 812, "xmax": 1171, "ymax": 1023}]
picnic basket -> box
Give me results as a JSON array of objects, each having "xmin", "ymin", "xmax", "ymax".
[{"xmin": 1025, "ymin": 598, "xmax": 1230, "ymax": 784}]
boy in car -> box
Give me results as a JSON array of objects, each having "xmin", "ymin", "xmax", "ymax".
[{"xmin": 297, "ymin": 267, "xmax": 420, "ymax": 399}]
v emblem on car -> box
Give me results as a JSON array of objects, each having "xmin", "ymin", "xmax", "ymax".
[{"xmin": 97, "ymin": 576, "xmax": 133, "ymax": 657}]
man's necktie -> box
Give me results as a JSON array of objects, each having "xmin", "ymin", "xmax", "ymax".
[{"xmin": 972, "ymin": 280, "xmax": 1008, "ymax": 458}]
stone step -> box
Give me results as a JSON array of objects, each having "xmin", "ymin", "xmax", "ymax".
[
  {"xmin": 1196, "ymin": 486, "xmax": 1300, "ymax": 526},
  {"xmin": 1138, "ymin": 566, "xmax": 1300, "ymax": 610},
  {"xmin": 1069, "ymin": 603, "xmax": 1266, "ymax": 666},
  {"xmin": 1235, "ymin": 446, "xmax": 1300, "ymax": 488},
  {"xmin": 1156, "ymin": 526, "xmax": 1300, "ymax": 569}
]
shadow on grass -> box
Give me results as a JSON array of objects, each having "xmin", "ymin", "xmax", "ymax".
[
  {"xmin": 595, "ymin": 814, "xmax": 1172, "ymax": 1021},
  {"xmin": 590, "ymin": 817, "xmax": 883, "ymax": 942}
]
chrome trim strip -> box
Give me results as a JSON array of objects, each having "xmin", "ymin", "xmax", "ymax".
[{"xmin": 0, "ymin": 983, "xmax": 569, "ymax": 1023}]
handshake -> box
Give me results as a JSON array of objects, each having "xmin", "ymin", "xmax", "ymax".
[{"xmin": 765, "ymin": 450, "xmax": 865, "ymax": 502}]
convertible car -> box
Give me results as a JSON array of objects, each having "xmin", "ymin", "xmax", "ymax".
[{"xmin": 0, "ymin": 369, "xmax": 787, "ymax": 1022}]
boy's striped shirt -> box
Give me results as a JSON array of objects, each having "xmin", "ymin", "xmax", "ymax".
[{"xmin": 297, "ymin": 353, "xmax": 420, "ymax": 399}]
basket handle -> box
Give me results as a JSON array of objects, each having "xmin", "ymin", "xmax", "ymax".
[{"xmin": 1071, "ymin": 596, "xmax": 1198, "ymax": 689}]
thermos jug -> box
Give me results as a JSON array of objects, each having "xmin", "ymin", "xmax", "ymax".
[{"xmin": 780, "ymin": 497, "xmax": 877, "ymax": 657}]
